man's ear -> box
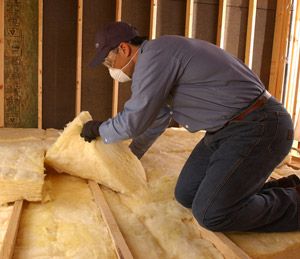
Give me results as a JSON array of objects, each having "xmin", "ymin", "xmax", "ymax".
[{"xmin": 118, "ymin": 42, "xmax": 131, "ymax": 57}]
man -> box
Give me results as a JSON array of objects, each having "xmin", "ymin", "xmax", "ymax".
[{"xmin": 81, "ymin": 21, "xmax": 300, "ymax": 232}]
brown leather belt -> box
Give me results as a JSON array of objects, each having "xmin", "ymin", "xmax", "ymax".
[{"xmin": 231, "ymin": 90, "xmax": 271, "ymax": 121}]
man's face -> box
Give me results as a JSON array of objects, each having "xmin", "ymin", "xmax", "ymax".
[{"xmin": 103, "ymin": 42, "xmax": 137, "ymax": 78}]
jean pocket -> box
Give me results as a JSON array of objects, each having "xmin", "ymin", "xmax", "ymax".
[{"xmin": 267, "ymin": 112, "xmax": 294, "ymax": 155}]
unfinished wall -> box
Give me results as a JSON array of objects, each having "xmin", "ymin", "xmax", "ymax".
[
  {"xmin": 1, "ymin": 0, "xmax": 281, "ymax": 129},
  {"xmin": 223, "ymin": 0, "xmax": 276, "ymax": 88},
  {"xmin": 81, "ymin": 1, "xmax": 116, "ymax": 121},
  {"xmin": 253, "ymin": 0, "xmax": 276, "ymax": 87},
  {"xmin": 117, "ymin": 0, "xmax": 151, "ymax": 112},
  {"xmin": 4, "ymin": 0, "xmax": 38, "ymax": 127},
  {"xmin": 42, "ymin": 0, "xmax": 77, "ymax": 129},
  {"xmin": 193, "ymin": 0, "xmax": 219, "ymax": 44},
  {"xmin": 156, "ymin": 0, "xmax": 186, "ymax": 37},
  {"xmin": 224, "ymin": 0, "xmax": 248, "ymax": 60}
]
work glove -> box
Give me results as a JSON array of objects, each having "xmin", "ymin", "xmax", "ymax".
[{"xmin": 80, "ymin": 120, "xmax": 102, "ymax": 142}]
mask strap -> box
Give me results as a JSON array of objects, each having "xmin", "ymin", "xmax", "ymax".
[{"xmin": 121, "ymin": 47, "xmax": 140, "ymax": 71}]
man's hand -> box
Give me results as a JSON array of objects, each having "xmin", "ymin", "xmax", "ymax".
[{"xmin": 80, "ymin": 120, "xmax": 102, "ymax": 142}]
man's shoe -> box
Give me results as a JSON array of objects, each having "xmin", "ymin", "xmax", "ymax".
[{"xmin": 263, "ymin": 174, "xmax": 300, "ymax": 189}]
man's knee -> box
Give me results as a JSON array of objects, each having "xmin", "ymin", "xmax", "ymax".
[
  {"xmin": 192, "ymin": 204, "xmax": 231, "ymax": 232},
  {"xmin": 174, "ymin": 185, "xmax": 193, "ymax": 209}
]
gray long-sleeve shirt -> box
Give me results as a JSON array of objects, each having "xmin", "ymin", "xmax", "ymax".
[{"xmin": 99, "ymin": 35, "xmax": 265, "ymax": 158}]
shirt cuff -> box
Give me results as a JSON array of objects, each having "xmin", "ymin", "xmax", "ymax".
[{"xmin": 99, "ymin": 118, "xmax": 130, "ymax": 144}]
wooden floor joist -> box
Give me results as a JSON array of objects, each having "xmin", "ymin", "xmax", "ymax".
[
  {"xmin": 2, "ymin": 177, "xmax": 299, "ymax": 258},
  {"xmin": 88, "ymin": 180, "xmax": 134, "ymax": 259},
  {"xmin": 198, "ymin": 226, "xmax": 251, "ymax": 259},
  {"xmin": 0, "ymin": 200, "xmax": 24, "ymax": 259}
]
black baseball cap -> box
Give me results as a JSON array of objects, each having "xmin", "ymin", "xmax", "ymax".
[{"xmin": 90, "ymin": 21, "xmax": 139, "ymax": 67}]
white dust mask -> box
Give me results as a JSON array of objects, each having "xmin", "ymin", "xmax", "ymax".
[
  {"xmin": 108, "ymin": 48, "xmax": 139, "ymax": 83},
  {"xmin": 109, "ymin": 67, "xmax": 131, "ymax": 82}
]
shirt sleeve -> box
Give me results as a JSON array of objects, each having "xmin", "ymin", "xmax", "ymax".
[
  {"xmin": 99, "ymin": 49, "xmax": 181, "ymax": 144},
  {"xmin": 129, "ymin": 105, "xmax": 172, "ymax": 159}
]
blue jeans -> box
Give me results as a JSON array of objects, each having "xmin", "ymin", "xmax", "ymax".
[{"xmin": 175, "ymin": 97, "xmax": 298, "ymax": 232}]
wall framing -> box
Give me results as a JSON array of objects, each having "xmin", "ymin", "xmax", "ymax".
[
  {"xmin": 0, "ymin": 0, "xmax": 295, "ymax": 129},
  {"xmin": 268, "ymin": 0, "xmax": 293, "ymax": 100}
]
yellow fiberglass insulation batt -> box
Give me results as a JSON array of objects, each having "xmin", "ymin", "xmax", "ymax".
[{"xmin": 45, "ymin": 111, "xmax": 147, "ymax": 196}]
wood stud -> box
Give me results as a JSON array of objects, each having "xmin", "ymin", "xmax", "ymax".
[
  {"xmin": 38, "ymin": 0, "xmax": 43, "ymax": 129},
  {"xmin": 276, "ymin": 0, "xmax": 293, "ymax": 101},
  {"xmin": 245, "ymin": 0, "xmax": 257, "ymax": 68},
  {"xmin": 75, "ymin": 0, "xmax": 83, "ymax": 116},
  {"xmin": 269, "ymin": 0, "xmax": 293, "ymax": 101},
  {"xmin": 268, "ymin": 0, "xmax": 284, "ymax": 98},
  {"xmin": 185, "ymin": 0, "xmax": 194, "ymax": 38},
  {"xmin": 150, "ymin": 0, "xmax": 158, "ymax": 40},
  {"xmin": 216, "ymin": 0, "xmax": 227, "ymax": 48},
  {"xmin": 112, "ymin": 0, "xmax": 122, "ymax": 117}
]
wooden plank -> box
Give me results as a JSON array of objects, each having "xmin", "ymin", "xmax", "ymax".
[
  {"xmin": 112, "ymin": 81, "xmax": 119, "ymax": 117},
  {"xmin": 268, "ymin": 0, "xmax": 284, "ymax": 97},
  {"xmin": 0, "ymin": 200, "xmax": 23, "ymax": 259},
  {"xmin": 252, "ymin": 1, "xmax": 276, "ymax": 89},
  {"xmin": 245, "ymin": 0, "xmax": 257, "ymax": 68},
  {"xmin": 285, "ymin": 0, "xmax": 300, "ymax": 120},
  {"xmin": 38, "ymin": 0, "xmax": 43, "ymax": 129},
  {"xmin": 76, "ymin": 0, "xmax": 83, "ymax": 116},
  {"xmin": 150, "ymin": 0, "xmax": 158, "ymax": 40},
  {"xmin": 216, "ymin": 0, "xmax": 227, "ymax": 48},
  {"xmin": 198, "ymin": 225, "xmax": 251, "ymax": 259},
  {"xmin": 185, "ymin": 0, "xmax": 194, "ymax": 38},
  {"xmin": 116, "ymin": 0, "xmax": 122, "ymax": 22},
  {"xmin": 268, "ymin": 0, "xmax": 292, "ymax": 100},
  {"xmin": 275, "ymin": 0, "xmax": 292, "ymax": 101},
  {"xmin": 88, "ymin": 181, "xmax": 133, "ymax": 259},
  {"xmin": 112, "ymin": 0, "xmax": 122, "ymax": 117},
  {"xmin": 0, "ymin": 0, "xmax": 4, "ymax": 127}
]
